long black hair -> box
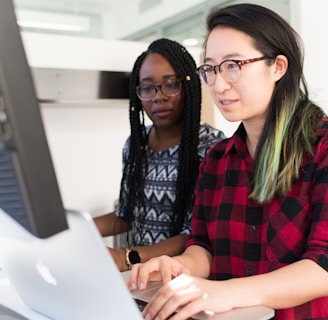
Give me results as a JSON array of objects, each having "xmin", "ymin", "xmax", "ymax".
[{"xmin": 119, "ymin": 38, "xmax": 202, "ymax": 242}]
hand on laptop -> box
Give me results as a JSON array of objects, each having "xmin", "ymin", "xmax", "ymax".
[
  {"xmin": 128, "ymin": 255, "xmax": 190, "ymax": 290},
  {"xmin": 129, "ymin": 257, "xmax": 233, "ymax": 320},
  {"xmin": 127, "ymin": 255, "xmax": 220, "ymax": 320}
]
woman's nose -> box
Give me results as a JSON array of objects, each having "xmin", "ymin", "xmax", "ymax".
[
  {"xmin": 152, "ymin": 86, "xmax": 167, "ymax": 101},
  {"xmin": 212, "ymin": 72, "xmax": 231, "ymax": 93}
]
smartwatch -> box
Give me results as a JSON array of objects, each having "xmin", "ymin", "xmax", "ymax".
[{"xmin": 125, "ymin": 248, "xmax": 141, "ymax": 270}]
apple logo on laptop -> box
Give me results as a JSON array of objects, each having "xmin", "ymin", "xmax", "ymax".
[{"xmin": 35, "ymin": 260, "xmax": 57, "ymax": 286}]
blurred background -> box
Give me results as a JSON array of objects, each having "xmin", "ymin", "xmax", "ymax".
[{"xmin": 13, "ymin": 0, "xmax": 289, "ymax": 46}]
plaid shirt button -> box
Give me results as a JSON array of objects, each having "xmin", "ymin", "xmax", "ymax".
[{"xmin": 245, "ymin": 269, "xmax": 253, "ymax": 276}]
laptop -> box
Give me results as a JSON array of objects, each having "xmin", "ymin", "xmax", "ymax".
[{"xmin": 0, "ymin": 209, "xmax": 274, "ymax": 320}]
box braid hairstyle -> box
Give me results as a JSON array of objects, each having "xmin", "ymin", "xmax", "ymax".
[{"xmin": 119, "ymin": 38, "xmax": 202, "ymax": 243}]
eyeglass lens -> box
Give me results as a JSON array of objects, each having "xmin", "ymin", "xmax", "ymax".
[
  {"xmin": 136, "ymin": 78, "xmax": 181, "ymax": 101},
  {"xmin": 198, "ymin": 61, "xmax": 240, "ymax": 85},
  {"xmin": 197, "ymin": 57, "xmax": 268, "ymax": 85}
]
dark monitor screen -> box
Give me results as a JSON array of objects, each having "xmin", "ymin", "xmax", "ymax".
[{"xmin": 0, "ymin": 0, "xmax": 68, "ymax": 238}]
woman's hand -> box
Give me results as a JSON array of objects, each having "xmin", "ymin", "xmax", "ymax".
[
  {"xmin": 128, "ymin": 246, "xmax": 212, "ymax": 290},
  {"xmin": 127, "ymin": 255, "xmax": 190, "ymax": 290},
  {"xmin": 142, "ymin": 273, "xmax": 234, "ymax": 320}
]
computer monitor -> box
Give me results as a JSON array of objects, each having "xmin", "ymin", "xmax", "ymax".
[{"xmin": 0, "ymin": 0, "xmax": 68, "ymax": 238}]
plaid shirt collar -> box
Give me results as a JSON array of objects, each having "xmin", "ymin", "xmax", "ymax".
[{"xmin": 224, "ymin": 123, "xmax": 251, "ymax": 160}]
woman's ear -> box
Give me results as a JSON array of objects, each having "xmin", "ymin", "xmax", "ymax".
[{"xmin": 273, "ymin": 54, "xmax": 288, "ymax": 81}]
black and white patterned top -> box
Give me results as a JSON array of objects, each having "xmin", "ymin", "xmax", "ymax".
[{"xmin": 116, "ymin": 123, "xmax": 225, "ymax": 246}]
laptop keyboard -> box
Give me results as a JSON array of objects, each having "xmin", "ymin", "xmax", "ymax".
[
  {"xmin": 134, "ymin": 298, "xmax": 148, "ymax": 312},
  {"xmin": 134, "ymin": 299, "xmax": 195, "ymax": 320}
]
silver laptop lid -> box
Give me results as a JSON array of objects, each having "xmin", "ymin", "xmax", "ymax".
[{"xmin": 0, "ymin": 209, "xmax": 143, "ymax": 320}]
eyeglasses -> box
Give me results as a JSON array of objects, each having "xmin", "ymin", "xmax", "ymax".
[
  {"xmin": 196, "ymin": 56, "xmax": 271, "ymax": 85},
  {"xmin": 136, "ymin": 78, "xmax": 182, "ymax": 101}
]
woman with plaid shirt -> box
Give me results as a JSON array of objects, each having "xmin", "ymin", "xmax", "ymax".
[{"xmin": 128, "ymin": 4, "xmax": 328, "ymax": 320}]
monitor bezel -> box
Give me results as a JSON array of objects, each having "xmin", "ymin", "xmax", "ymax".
[{"xmin": 0, "ymin": 0, "xmax": 68, "ymax": 238}]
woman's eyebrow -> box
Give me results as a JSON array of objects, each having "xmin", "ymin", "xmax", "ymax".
[
  {"xmin": 140, "ymin": 74, "xmax": 178, "ymax": 83},
  {"xmin": 204, "ymin": 53, "xmax": 242, "ymax": 64}
]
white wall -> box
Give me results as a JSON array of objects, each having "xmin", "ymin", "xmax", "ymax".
[
  {"xmin": 40, "ymin": 103, "xmax": 129, "ymax": 216},
  {"xmin": 22, "ymin": 32, "xmax": 148, "ymax": 72},
  {"xmin": 290, "ymin": 0, "xmax": 328, "ymax": 110}
]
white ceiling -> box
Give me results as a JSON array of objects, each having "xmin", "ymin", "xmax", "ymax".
[
  {"xmin": 13, "ymin": 0, "xmax": 112, "ymax": 12},
  {"xmin": 12, "ymin": 0, "xmax": 290, "ymax": 46}
]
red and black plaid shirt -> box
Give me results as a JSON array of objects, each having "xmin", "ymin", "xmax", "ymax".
[{"xmin": 186, "ymin": 120, "xmax": 328, "ymax": 320}]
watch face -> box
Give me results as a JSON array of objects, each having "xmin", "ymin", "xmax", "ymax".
[{"xmin": 128, "ymin": 250, "xmax": 141, "ymax": 264}]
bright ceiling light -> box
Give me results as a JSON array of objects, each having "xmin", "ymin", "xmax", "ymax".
[
  {"xmin": 182, "ymin": 38, "xmax": 199, "ymax": 47},
  {"xmin": 16, "ymin": 9, "xmax": 90, "ymax": 32}
]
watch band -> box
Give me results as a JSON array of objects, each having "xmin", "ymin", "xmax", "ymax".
[{"xmin": 125, "ymin": 248, "xmax": 141, "ymax": 270}]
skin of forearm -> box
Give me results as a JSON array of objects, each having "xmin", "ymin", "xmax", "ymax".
[
  {"xmin": 136, "ymin": 234, "xmax": 190, "ymax": 263},
  {"xmin": 226, "ymin": 259, "xmax": 328, "ymax": 310},
  {"xmin": 175, "ymin": 245, "xmax": 213, "ymax": 278},
  {"xmin": 93, "ymin": 212, "xmax": 130, "ymax": 236}
]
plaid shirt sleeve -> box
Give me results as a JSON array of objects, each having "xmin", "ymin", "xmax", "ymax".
[{"xmin": 301, "ymin": 123, "xmax": 328, "ymax": 269}]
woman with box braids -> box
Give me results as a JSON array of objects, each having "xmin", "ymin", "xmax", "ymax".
[
  {"xmin": 126, "ymin": 39, "xmax": 205, "ymax": 238},
  {"xmin": 94, "ymin": 38, "xmax": 225, "ymax": 272}
]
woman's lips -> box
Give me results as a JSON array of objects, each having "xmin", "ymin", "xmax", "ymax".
[
  {"xmin": 218, "ymin": 99, "xmax": 237, "ymax": 110},
  {"xmin": 220, "ymin": 99, "xmax": 236, "ymax": 106},
  {"xmin": 153, "ymin": 108, "xmax": 172, "ymax": 117}
]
